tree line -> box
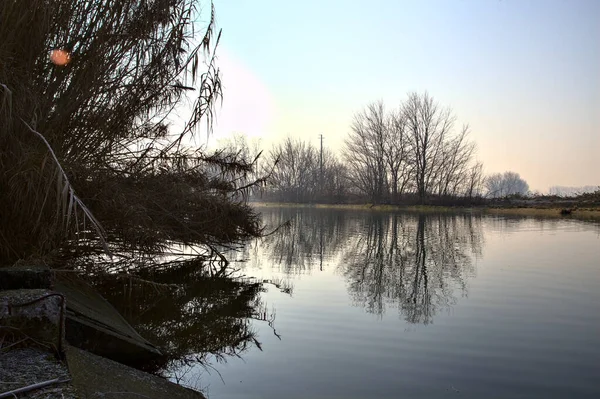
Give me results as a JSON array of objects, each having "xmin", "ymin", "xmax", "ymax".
[
  {"xmin": 222, "ymin": 92, "xmax": 531, "ymax": 204},
  {"xmin": 548, "ymin": 185, "xmax": 599, "ymax": 197}
]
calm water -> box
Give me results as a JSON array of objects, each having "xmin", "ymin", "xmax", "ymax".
[{"xmin": 176, "ymin": 208, "xmax": 600, "ymax": 399}]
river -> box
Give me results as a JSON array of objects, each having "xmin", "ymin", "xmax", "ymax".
[{"xmin": 115, "ymin": 207, "xmax": 600, "ymax": 399}]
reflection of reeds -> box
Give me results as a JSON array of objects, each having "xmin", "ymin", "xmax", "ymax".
[{"xmin": 89, "ymin": 267, "xmax": 265, "ymax": 373}]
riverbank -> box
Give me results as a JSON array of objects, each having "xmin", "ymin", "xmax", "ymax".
[
  {"xmin": 0, "ymin": 267, "xmax": 206, "ymax": 398},
  {"xmin": 250, "ymin": 201, "xmax": 600, "ymax": 220}
]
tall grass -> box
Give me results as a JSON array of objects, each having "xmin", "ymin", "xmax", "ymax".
[{"xmin": 0, "ymin": 0, "xmax": 263, "ymax": 268}]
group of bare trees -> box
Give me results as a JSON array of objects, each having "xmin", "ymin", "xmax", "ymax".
[
  {"xmin": 484, "ymin": 171, "xmax": 530, "ymax": 198},
  {"xmin": 251, "ymin": 93, "xmax": 484, "ymax": 204},
  {"xmin": 344, "ymin": 93, "xmax": 484, "ymax": 204},
  {"xmin": 261, "ymin": 137, "xmax": 347, "ymax": 203},
  {"xmin": 224, "ymin": 92, "xmax": 537, "ymax": 205}
]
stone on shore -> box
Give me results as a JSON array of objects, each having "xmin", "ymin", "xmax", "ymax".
[{"xmin": 0, "ymin": 289, "xmax": 65, "ymax": 353}]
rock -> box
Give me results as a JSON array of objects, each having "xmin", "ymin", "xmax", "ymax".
[{"xmin": 0, "ymin": 289, "xmax": 65, "ymax": 353}]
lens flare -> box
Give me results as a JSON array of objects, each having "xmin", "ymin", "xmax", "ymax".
[{"xmin": 49, "ymin": 49, "xmax": 71, "ymax": 66}]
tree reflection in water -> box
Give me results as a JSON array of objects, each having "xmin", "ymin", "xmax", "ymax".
[
  {"xmin": 254, "ymin": 207, "xmax": 352, "ymax": 273},
  {"xmin": 254, "ymin": 208, "xmax": 484, "ymax": 324},
  {"xmin": 340, "ymin": 213, "xmax": 483, "ymax": 323},
  {"xmin": 91, "ymin": 259, "xmax": 275, "ymax": 380}
]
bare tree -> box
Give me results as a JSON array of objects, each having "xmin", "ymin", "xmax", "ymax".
[
  {"xmin": 218, "ymin": 132, "xmax": 262, "ymax": 163},
  {"xmin": 342, "ymin": 94, "xmax": 479, "ymax": 205},
  {"xmin": 435, "ymin": 125, "xmax": 476, "ymax": 197},
  {"xmin": 384, "ymin": 108, "xmax": 411, "ymax": 202},
  {"xmin": 464, "ymin": 161, "xmax": 484, "ymax": 199},
  {"xmin": 403, "ymin": 92, "xmax": 457, "ymax": 203},
  {"xmin": 265, "ymin": 137, "xmax": 348, "ymax": 203},
  {"xmin": 267, "ymin": 137, "xmax": 315, "ymax": 202},
  {"xmin": 343, "ymin": 101, "xmax": 387, "ymax": 203},
  {"xmin": 320, "ymin": 149, "xmax": 349, "ymax": 203},
  {"xmin": 503, "ymin": 171, "xmax": 529, "ymax": 196}
]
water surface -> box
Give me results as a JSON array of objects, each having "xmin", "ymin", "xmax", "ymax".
[{"xmin": 180, "ymin": 208, "xmax": 600, "ymax": 398}]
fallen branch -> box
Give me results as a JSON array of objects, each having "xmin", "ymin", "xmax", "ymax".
[{"xmin": 0, "ymin": 378, "xmax": 71, "ymax": 398}]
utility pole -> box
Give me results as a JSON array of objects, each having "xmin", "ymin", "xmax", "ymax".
[
  {"xmin": 319, "ymin": 134, "xmax": 323, "ymax": 196},
  {"xmin": 319, "ymin": 133, "xmax": 324, "ymax": 268}
]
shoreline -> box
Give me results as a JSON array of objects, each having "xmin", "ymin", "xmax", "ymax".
[{"xmin": 250, "ymin": 201, "xmax": 600, "ymax": 220}]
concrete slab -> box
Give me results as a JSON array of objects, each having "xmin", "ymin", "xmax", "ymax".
[
  {"xmin": 66, "ymin": 345, "xmax": 205, "ymax": 399},
  {"xmin": 53, "ymin": 275, "xmax": 163, "ymax": 368}
]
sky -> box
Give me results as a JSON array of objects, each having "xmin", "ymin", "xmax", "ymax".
[{"xmin": 200, "ymin": 0, "xmax": 599, "ymax": 192}]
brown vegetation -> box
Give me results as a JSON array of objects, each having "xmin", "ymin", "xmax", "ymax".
[{"xmin": 0, "ymin": 0, "xmax": 264, "ymax": 269}]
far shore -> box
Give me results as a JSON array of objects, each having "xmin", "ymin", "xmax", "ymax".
[{"xmin": 250, "ymin": 201, "xmax": 600, "ymax": 220}]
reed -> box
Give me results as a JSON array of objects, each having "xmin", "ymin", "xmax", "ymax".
[{"xmin": 0, "ymin": 0, "xmax": 263, "ymax": 268}]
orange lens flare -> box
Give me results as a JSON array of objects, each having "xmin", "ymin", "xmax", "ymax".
[{"xmin": 49, "ymin": 49, "xmax": 71, "ymax": 66}]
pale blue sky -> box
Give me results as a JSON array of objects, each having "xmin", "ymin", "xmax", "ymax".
[{"xmin": 208, "ymin": 0, "xmax": 599, "ymax": 192}]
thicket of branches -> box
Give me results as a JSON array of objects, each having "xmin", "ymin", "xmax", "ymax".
[{"xmin": 0, "ymin": 0, "xmax": 265, "ymax": 267}]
